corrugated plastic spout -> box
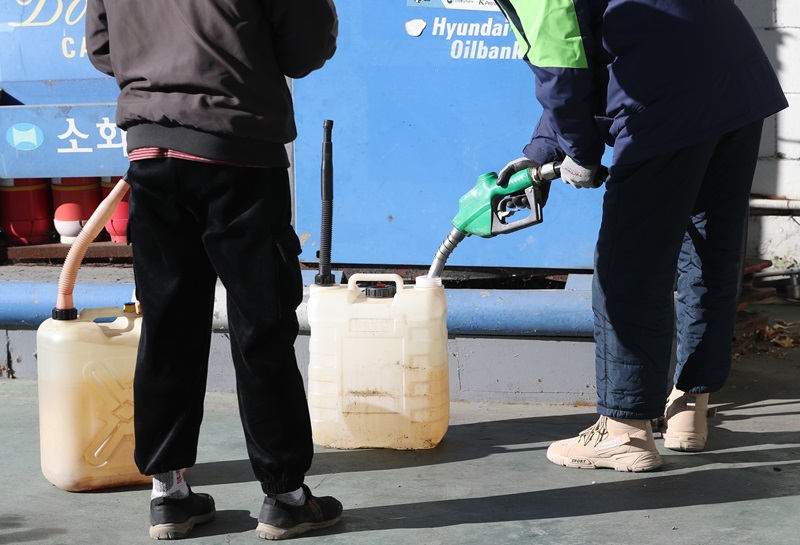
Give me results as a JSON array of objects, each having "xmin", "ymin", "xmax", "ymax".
[{"xmin": 54, "ymin": 177, "xmax": 130, "ymax": 318}]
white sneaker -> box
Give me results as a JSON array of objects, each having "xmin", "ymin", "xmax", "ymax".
[{"xmin": 546, "ymin": 415, "xmax": 663, "ymax": 472}]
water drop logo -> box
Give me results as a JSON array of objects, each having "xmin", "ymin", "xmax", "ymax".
[{"xmin": 6, "ymin": 123, "xmax": 45, "ymax": 151}]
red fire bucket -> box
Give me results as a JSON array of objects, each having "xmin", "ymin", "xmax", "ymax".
[
  {"xmin": 100, "ymin": 176, "xmax": 128, "ymax": 243},
  {"xmin": 51, "ymin": 177, "xmax": 102, "ymax": 244},
  {"xmin": 0, "ymin": 178, "xmax": 54, "ymax": 245}
]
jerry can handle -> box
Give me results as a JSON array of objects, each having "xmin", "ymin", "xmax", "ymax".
[
  {"xmin": 347, "ymin": 273, "xmax": 405, "ymax": 292},
  {"xmin": 78, "ymin": 306, "xmax": 128, "ymax": 322}
]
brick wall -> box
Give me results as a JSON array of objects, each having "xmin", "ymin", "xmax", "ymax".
[{"xmin": 737, "ymin": 0, "xmax": 800, "ymax": 267}]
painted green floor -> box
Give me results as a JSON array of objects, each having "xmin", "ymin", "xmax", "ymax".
[{"xmin": 1, "ymin": 303, "xmax": 799, "ymax": 545}]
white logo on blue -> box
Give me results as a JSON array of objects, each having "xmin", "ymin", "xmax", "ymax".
[{"xmin": 6, "ymin": 123, "xmax": 44, "ymax": 151}]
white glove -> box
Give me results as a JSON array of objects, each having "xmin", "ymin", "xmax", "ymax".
[{"xmin": 560, "ymin": 156, "xmax": 599, "ymax": 189}]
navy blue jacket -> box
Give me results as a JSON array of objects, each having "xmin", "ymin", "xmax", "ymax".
[{"xmin": 496, "ymin": 0, "xmax": 788, "ymax": 167}]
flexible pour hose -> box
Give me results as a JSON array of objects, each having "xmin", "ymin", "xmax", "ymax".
[
  {"xmin": 316, "ymin": 119, "xmax": 336, "ymax": 285},
  {"xmin": 56, "ymin": 177, "xmax": 131, "ymax": 312}
]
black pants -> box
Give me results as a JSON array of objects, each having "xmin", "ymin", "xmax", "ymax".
[
  {"xmin": 127, "ymin": 158, "xmax": 312, "ymax": 494},
  {"xmin": 593, "ymin": 120, "xmax": 763, "ymax": 419}
]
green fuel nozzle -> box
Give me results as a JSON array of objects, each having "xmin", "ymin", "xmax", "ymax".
[
  {"xmin": 427, "ymin": 161, "xmax": 608, "ymax": 279},
  {"xmin": 427, "ymin": 165, "xmax": 551, "ymax": 279},
  {"xmin": 428, "ymin": 161, "xmax": 612, "ymax": 280},
  {"xmin": 452, "ymin": 165, "xmax": 552, "ymax": 238}
]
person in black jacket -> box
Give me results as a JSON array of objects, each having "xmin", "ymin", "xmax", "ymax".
[
  {"xmin": 494, "ymin": 0, "xmax": 787, "ymax": 471},
  {"xmin": 86, "ymin": 0, "xmax": 341, "ymax": 539}
]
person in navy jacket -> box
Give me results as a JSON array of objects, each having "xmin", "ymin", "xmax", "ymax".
[{"xmin": 495, "ymin": 0, "xmax": 788, "ymax": 470}]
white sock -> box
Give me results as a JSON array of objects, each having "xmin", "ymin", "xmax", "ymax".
[
  {"xmin": 268, "ymin": 486, "xmax": 306, "ymax": 506},
  {"xmin": 151, "ymin": 470, "xmax": 189, "ymax": 500}
]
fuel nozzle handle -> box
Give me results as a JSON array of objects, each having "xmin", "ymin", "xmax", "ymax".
[{"xmin": 592, "ymin": 164, "xmax": 609, "ymax": 188}]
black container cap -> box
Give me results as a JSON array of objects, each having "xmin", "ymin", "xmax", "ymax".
[
  {"xmin": 315, "ymin": 273, "xmax": 336, "ymax": 285},
  {"xmin": 52, "ymin": 307, "xmax": 78, "ymax": 321},
  {"xmin": 365, "ymin": 283, "xmax": 397, "ymax": 298}
]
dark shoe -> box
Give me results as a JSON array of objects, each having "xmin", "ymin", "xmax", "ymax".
[
  {"xmin": 256, "ymin": 485, "xmax": 342, "ymax": 540},
  {"xmin": 149, "ymin": 489, "xmax": 216, "ymax": 540}
]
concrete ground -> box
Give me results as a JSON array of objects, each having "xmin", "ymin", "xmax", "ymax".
[{"xmin": 1, "ymin": 301, "xmax": 799, "ymax": 545}]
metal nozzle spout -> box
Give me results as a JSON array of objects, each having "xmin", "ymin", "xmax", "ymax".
[{"xmin": 428, "ymin": 227, "xmax": 466, "ymax": 280}]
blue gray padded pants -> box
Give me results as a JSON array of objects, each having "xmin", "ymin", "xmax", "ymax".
[{"xmin": 593, "ymin": 120, "xmax": 764, "ymax": 420}]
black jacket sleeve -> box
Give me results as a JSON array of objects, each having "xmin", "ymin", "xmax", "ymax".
[{"xmin": 269, "ymin": 0, "xmax": 338, "ymax": 79}]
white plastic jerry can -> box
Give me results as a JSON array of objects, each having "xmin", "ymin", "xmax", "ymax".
[
  {"xmin": 307, "ymin": 274, "xmax": 449, "ymax": 449},
  {"xmin": 36, "ymin": 305, "xmax": 150, "ymax": 491}
]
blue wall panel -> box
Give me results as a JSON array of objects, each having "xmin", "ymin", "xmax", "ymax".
[{"xmin": 294, "ymin": 1, "xmax": 609, "ymax": 270}]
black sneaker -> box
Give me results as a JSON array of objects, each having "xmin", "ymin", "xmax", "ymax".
[
  {"xmin": 149, "ymin": 489, "xmax": 216, "ymax": 540},
  {"xmin": 256, "ymin": 485, "xmax": 342, "ymax": 540}
]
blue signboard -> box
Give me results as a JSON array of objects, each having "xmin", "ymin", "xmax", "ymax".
[
  {"xmin": 0, "ymin": 0, "xmax": 100, "ymax": 82},
  {"xmin": 294, "ymin": 1, "xmax": 609, "ymax": 270},
  {"xmin": 1, "ymin": 103, "xmax": 127, "ymax": 178},
  {"xmin": 0, "ymin": 0, "xmax": 125, "ymax": 178}
]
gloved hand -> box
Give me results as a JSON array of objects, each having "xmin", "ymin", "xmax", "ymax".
[
  {"xmin": 560, "ymin": 156, "xmax": 599, "ymax": 189},
  {"xmin": 497, "ymin": 157, "xmax": 538, "ymax": 187}
]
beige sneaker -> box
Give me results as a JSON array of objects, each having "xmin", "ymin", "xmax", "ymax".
[
  {"xmin": 661, "ymin": 387, "xmax": 716, "ymax": 452},
  {"xmin": 546, "ymin": 415, "xmax": 663, "ymax": 472}
]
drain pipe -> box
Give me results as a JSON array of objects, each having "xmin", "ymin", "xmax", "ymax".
[
  {"xmin": 209, "ymin": 282, "xmax": 595, "ymax": 337},
  {"xmin": 1, "ymin": 279, "xmax": 595, "ymax": 336},
  {"xmin": 749, "ymin": 198, "xmax": 800, "ymax": 212},
  {"xmin": 441, "ymin": 286, "xmax": 592, "ymax": 336},
  {"xmin": 0, "ymin": 282, "xmax": 136, "ymax": 328}
]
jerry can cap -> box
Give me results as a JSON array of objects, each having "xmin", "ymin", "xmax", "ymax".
[
  {"xmin": 52, "ymin": 307, "xmax": 78, "ymax": 320},
  {"xmin": 365, "ymin": 283, "xmax": 396, "ymax": 298}
]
